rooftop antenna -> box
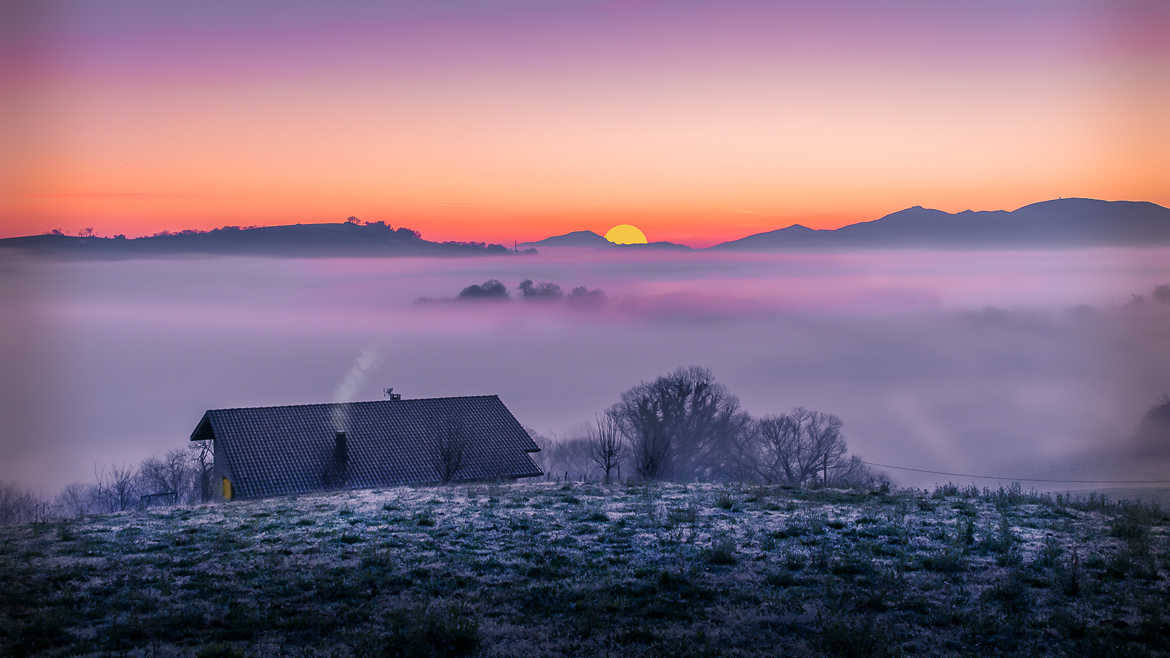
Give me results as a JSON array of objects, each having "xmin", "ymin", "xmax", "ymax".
[{"xmin": 384, "ymin": 387, "xmax": 402, "ymax": 401}]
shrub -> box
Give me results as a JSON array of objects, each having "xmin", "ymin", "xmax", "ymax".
[
  {"xmin": 196, "ymin": 643, "xmax": 245, "ymax": 658},
  {"xmin": 817, "ymin": 611, "xmax": 897, "ymax": 657},
  {"xmin": 830, "ymin": 555, "xmax": 874, "ymax": 577},
  {"xmin": 760, "ymin": 533, "xmax": 777, "ymax": 552},
  {"xmin": 766, "ymin": 570, "xmax": 801, "ymax": 587},
  {"xmin": 1105, "ymin": 550, "xmax": 1132, "ymax": 579},
  {"xmin": 983, "ymin": 570, "xmax": 1031, "ymax": 615},
  {"xmin": 1034, "ymin": 535, "xmax": 1062, "ymax": 568},
  {"xmin": 55, "ymin": 523, "xmax": 76, "ymax": 542},
  {"xmin": 923, "ymin": 548, "xmax": 966, "ymax": 574},
  {"xmin": 957, "ymin": 517, "xmax": 976, "ymax": 546},
  {"xmin": 932, "ymin": 483, "xmax": 960, "ymax": 499},
  {"xmin": 703, "ymin": 537, "xmax": 738, "ymax": 565},
  {"xmin": 584, "ymin": 508, "xmax": 608, "ymax": 522},
  {"xmin": 714, "ymin": 492, "xmax": 736, "ymax": 511},
  {"xmin": 666, "ymin": 505, "xmax": 697, "ymax": 527},
  {"xmin": 1110, "ymin": 514, "xmax": 1150, "ymax": 542},
  {"xmin": 784, "ymin": 552, "xmax": 807, "ymax": 571},
  {"xmin": 1058, "ymin": 548, "xmax": 1081, "ymax": 597},
  {"xmin": 383, "ymin": 602, "xmax": 481, "ymax": 657}
]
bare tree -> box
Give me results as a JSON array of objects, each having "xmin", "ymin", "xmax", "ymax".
[
  {"xmin": 749, "ymin": 408, "xmax": 851, "ymax": 487},
  {"xmin": 805, "ymin": 409, "xmax": 847, "ymax": 487},
  {"xmin": 828, "ymin": 455, "xmax": 886, "ymax": 488},
  {"xmin": 138, "ymin": 449, "xmax": 192, "ymax": 504},
  {"xmin": 612, "ymin": 380, "xmax": 672, "ymax": 480},
  {"xmin": 96, "ymin": 464, "xmax": 138, "ymax": 512},
  {"xmin": 56, "ymin": 483, "xmax": 95, "ymax": 518},
  {"xmin": 609, "ymin": 366, "xmax": 751, "ymax": 480},
  {"xmin": 189, "ymin": 440, "xmax": 214, "ymax": 503},
  {"xmin": 590, "ymin": 414, "xmax": 624, "ymax": 484},
  {"xmin": 527, "ymin": 428, "xmax": 593, "ymax": 480},
  {"xmin": 434, "ymin": 415, "xmax": 467, "ymax": 483},
  {"xmin": 0, "ymin": 483, "xmax": 44, "ymax": 525},
  {"xmin": 751, "ymin": 413, "xmax": 804, "ymax": 484}
]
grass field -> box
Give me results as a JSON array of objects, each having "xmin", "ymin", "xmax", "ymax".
[{"xmin": 2, "ymin": 481, "xmax": 1169, "ymax": 656}]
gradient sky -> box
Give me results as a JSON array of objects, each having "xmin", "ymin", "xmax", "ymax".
[{"xmin": 3, "ymin": 0, "xmax": 1168, "ymax": 246}]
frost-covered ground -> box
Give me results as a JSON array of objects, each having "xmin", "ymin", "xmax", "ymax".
[{"xmin": 2, "ymin": 482, "xmax": 1169, "ymax": 656}]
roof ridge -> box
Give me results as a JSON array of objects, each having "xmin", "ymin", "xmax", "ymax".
[{"xmin": 205, "ymin": 394, "xmax": 500, "ymax": 414}]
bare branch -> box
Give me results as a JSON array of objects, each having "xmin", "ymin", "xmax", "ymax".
[
  {"xmin": 590, "ymin": 414, "xmax": 624, "ymax": 484},
  {"xmin": 435, "ymin": 414, "xmax": 467, "ymax": 483}
]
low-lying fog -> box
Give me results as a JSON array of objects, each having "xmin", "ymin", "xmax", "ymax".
[{"xmin": 3, "ymin": 247, "xmax": 1169, "ymax": 494}]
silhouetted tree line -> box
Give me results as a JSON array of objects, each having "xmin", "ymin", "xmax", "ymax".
[
  {"xmin": 532, "ymin": 366, "xmax": 887, "ymax": 488},
  {"xmin": 27, "ymin": 217, "xmax": 521, "ymax": 257},
  {"xmin": 0, "ymin": 442, "xmax": 215, "ymax": 524},
  {"xmin": 436, "ymin": 279, "xmax": 606, "ymax": 306}
]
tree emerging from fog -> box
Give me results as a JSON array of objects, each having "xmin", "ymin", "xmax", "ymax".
[
  {"xmin": 599, "ymin": 367, "xmax": 880, "ymax": 487},
  {"xmin": 518, "ymin": 279, "xmax": 563, "ymax": 300},
  {"xmin": 747, "ymin": 408, "xmax": 855, "ymax": 487},
  {"xmin": 567, "ymin": 286, "xmax": 606, "ymax": 308},
  {"xmin": 609, "ymin": 366, "xmax": 752, "ymax": 481},
  {"xmin": 589, "ymin": 415, "xmax": 624, "ymax": 484},
  {"xmin": 431, "ymin": 279, "xmax": 605, "ymax": 306},
  {"xmin": 457, "ymin": 279, "xmax": 509, "ymax": 300}
]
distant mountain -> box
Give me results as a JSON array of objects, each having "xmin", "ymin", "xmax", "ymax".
[
  {"xmin": 520, "ymin": 230, "xmax": 613, "ymax": 248},
  {"xmin": 712, "ymin": 199, "xmax": 1170, "ymax": 250},
  {"xmin": 0, "ymin": 221, "xmax": 523, "ymax": 259},
  {"xmin": 520, "ymin": 230, "xmax": 691, "ymax": 251}
]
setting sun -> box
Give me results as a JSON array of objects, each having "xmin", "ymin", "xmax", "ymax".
[{"xmin": 604, "ymin": 224, "xmax": 648, "ymax": 245}]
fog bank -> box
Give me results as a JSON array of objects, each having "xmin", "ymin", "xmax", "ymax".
[{"xmin": 2, "ymin": 247, "xmax": 1169, "ymax": 494}]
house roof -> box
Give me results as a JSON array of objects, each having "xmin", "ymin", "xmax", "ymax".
[{"xmin": 190, "ymin": 395, "xmax": 542, "ymax": 498}]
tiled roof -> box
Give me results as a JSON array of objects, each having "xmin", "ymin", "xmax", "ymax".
[{"xmin": 190, "ymin": 395, "xmax": 542, "ymax": 499}]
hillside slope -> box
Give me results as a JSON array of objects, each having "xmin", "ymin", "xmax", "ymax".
[{"xmin": 1, "ymin": 482, "xmax": 1167, "ymax": 655}]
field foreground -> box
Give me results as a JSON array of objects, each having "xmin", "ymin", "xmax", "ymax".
[{"xmin": 2, "ymin": 482, "xmax": 1169, "ymax": 656}]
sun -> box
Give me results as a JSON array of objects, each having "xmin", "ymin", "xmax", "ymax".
[{"xmin": 604, "ymin": 224, "xmax": 648, "ymax": 245}]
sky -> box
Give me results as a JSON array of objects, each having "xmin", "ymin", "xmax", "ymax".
[{"xmin": 3, "ymin": 0, "xmax": 1169, "ymax": 246}]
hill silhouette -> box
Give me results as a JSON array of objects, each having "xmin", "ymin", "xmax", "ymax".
[
  {"xmin": 519, "ymin": 230, "xmax": 690, "ymax": 250},
  {"xmin": 712, "ymin": 198, "xmax": 1170, "ymax": 250},
  {"xmin": 7, "ymin": 198, "xmax": 1168, "ymax": 258},
  {"xmin": 0, "ymin": 220, "xmax": 520, "ymax": 259}
]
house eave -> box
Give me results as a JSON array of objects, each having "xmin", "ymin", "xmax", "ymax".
[{"xmin": 190, "ymin": 413, "xmax": 215, "ymax": 442}]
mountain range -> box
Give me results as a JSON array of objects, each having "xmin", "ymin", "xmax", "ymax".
[
  {"xmin": 3, "ymin": 198, "xmax": 1168, "ymax": 259},
  {"xmin": 709, "ymin": 198, "xmax": 1170, "ymax": 250}
]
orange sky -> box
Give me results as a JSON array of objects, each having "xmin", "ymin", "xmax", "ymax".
[{"xmin": 3, "ymin": 1, "xmax": 1168, "ymax": 246}]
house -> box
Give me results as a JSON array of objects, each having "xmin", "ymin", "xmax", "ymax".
[{"xmin": 189, "ymin": 395, "xmax": 542, "ymax": 500}]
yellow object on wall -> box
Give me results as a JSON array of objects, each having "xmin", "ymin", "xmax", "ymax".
[{"xmin": 223, "ymin": 477, "xmax": 233, "ymax": 501}]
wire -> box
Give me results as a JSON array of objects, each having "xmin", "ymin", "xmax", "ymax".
[{"xmin": 859, "ymin": 460, "xmax": 1170, "ymax": 485}]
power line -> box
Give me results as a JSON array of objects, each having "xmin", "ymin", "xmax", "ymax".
[{"xmin": 860, "ymin": 460, "xmax": 1170, "ymax": 485}]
